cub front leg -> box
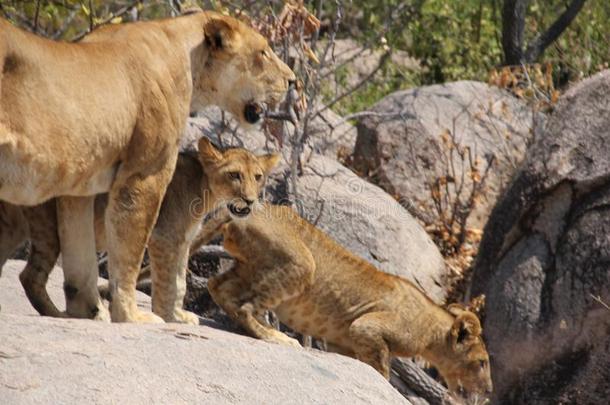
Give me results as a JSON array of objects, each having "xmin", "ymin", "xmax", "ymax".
[
  {"xmin": 105, "ymin": 160, "xmax": 176, "ymax": 323},
  {"xmin": 349, "ymin": 311, "xmax": 403, "ymax": 379},
  {"xmin": 148, "ymin": 238, "xmax": 199, "ymax": 325},
  {"xmin": 208, "ymin": 266, "xmax": 299, "ymax": 347},
  {"xmin": 57, "ymin": 196, "xmax": 110, "ymax": 321},
  {"xmin": 209, "ymin": 252, "xmax": 315, "ymax": 349}
]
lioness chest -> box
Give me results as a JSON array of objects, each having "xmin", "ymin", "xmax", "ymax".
[{"xmin": 0, "ymin": 20, "xmax": 189, "ymax": 205}]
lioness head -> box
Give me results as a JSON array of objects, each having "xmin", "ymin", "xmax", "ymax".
[
  {"xmin": 197, "ymin": 137, "xmax": 280, "ymax": 217},
  {"xmin": 437, "ymin": 305, "xmax": 493, "ymax": 399},
  {"xmin": 191, "ymin": 12, "xmax": 296, "ymax": 125}
]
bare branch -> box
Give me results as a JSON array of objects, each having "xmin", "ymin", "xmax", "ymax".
[
  {"xmin": 314, "ymin": 50, "xmax": 391, "ymax": 118},
  {"xmin": 391, "ymin": 358, "xmax": 459, "ymax": 405},
  {"xmin": 524, "ymin": 0, "xmax": 587, "ymax": 62},
  {"xmin": 71, "ymin": 1, "xmax": 139, "ymax": 42},
  {"xmin": 33, "ymin": 0, "xmax": 41, "ymax": 33},
  {"xmin": 501, "ymin": 0, "xmax": 528, "ymax": 65}
]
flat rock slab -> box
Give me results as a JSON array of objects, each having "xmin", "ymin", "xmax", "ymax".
[{"xmin": 0, "ymin": 261, "xmax": 409, "ymax": 404}]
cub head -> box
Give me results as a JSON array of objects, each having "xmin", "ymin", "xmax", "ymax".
[
  {"xmin": 197, "ymin": 137, "xmax": 280, "ymax": 217},
  {"xmin": 438, "ymin": 304, "xmax": 493, "ymax": 399},
  {"xmin": 191, "ymin": 12, "xmax": 296, "ymax": 125}
]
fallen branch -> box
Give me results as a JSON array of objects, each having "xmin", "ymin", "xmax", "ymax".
[
  {"xmin": 590, "ymin": 293, "xmax": 610, "ymax": 311},
  {"xmin": 192, "ymin": 245, "xmax": 232, "ymax": 260},
  {"xmin": 391, "ymin": 358, "xmax": 458, "ymax": 405}
]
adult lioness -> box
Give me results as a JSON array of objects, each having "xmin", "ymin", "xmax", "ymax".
[
  {"xmin": 201, "ymin": 205, "xmax": 493, "ymax": 397},
  {"xmin": 0, "ymin": 138, "xmax": 279, "ymax": 324},
  {"xmin": 0, "ymin": 11, "xmax": 294, "ymax": 322}
]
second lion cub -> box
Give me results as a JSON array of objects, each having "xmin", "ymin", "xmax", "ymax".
[{"xmin": 206, "ymin": 204, "xmax": 493, "ymax": 396}]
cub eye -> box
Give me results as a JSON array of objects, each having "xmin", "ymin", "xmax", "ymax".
[
  {"xmin": 260, "ymin": 50, "xmax": 269, "ymax": 58},
  {"xmin": 228, "ymin": 172, "xmax": 241, "ymax": 180},
  {"xmin": 255, "ymin": 174, "xmax": 263, "ymax": 181},
  {"xmin": 479, "ymin": 360, "xmax": 487, "ymax": 368}
]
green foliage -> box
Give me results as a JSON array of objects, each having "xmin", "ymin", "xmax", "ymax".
[
  {"xmin": 407, "ymin": 0, "xmax": 503, "ymax": 83},
  {"xmin": 342, "ymin": 0, "xmax": 608, "ymax": 85},
  {"xmin": 0, "ymin": 1, "xmax": 174, "ymax": 40},
  {"xmin": 2, "ymin": 0, "xmax": 607, "ymax": 112}
]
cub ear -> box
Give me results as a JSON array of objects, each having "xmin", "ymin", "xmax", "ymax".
[
  {"xmin": 450, "ymin": 312, "xmax": 482, "ymax": 347},
  {"xmin": 198, "ymin": 137, "xmax": 223, "ymax": 166},
  {"xmin": 258, "ymin": 153, "xmax": 281, "ymax": 174},
  {"xmin": 204, "ymin": 17, "xmax": 236, "ymax": 51}
]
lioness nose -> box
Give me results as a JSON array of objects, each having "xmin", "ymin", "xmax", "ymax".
[
  {"xmin": 243, "ymin": 198, "xmax": 255, "ymax": 206},
  {"xmin": 288, "ymin": 79, "xmax": 296, "ymax": 88}
]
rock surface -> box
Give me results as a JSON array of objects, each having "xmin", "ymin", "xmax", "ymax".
[
  {"xmin": 278, "ymin": 154, "xmax": 447, "ymax": 303},
  {"xmin": 470, "ymin": 70, "xmax": 610, "ymax": 404},
  {"xmin": 0, "ymin": 260, "xmax": 410, "ymax": 405},
  {"xmin": 352, "ymin": 81, "xmax": 541, "ymax": 228}
]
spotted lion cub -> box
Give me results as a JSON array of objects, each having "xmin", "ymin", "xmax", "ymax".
[
  {"xmin": 0, "ymin": 138, "xmax": 279, "ymax": 324},
  {"xmin": 203, "ymin": 204, "xmax": 492, "ymax": 397}
]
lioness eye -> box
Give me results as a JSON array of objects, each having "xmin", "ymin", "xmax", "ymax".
[
  {"xmin": 479, "ymin": 360, "xmax": 486, "ymax": 368},
  {"xmin": 255, "ymin": 174, "xmax": 262, "ymax": 181},
  {"xmin": 229, "ymin": 172, "xmax": 241, "ymax": 180},
  {"xmin": 260, "ymin": 50, "xmax": 268, "ymax": 58}
]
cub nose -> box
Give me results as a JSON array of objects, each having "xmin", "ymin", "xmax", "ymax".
[{"xmin": 243, "ymin": 198, "xmax": 255, "ymax": 206}]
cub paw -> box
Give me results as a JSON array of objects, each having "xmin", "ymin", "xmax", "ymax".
[{"xmin": 267, "ymin": 332, "xmax": 301, "ymax": 349}]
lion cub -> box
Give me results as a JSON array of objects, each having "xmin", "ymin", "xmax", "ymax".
[
  {"xmin": 204, "ymin": 204, "xmax": 492, "ymax": 396},
  {"xmin": 0, "ymin": 138, "xmax": 279, "ymax": 324}
]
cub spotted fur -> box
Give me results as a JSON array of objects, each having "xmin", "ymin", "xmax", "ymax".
[
  {"xmin": 204, "ymin": 204, "xmax": 492, "ymax": 396},
  {"xmin": 0, "ymin": 11, "xmax": 294, "ymax": 322},
  {"xmin": 0, "ymin": 139, "xmax": 279, "ymax": 324}
]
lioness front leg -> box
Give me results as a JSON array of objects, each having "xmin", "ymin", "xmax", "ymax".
[
  {"xmin": 19, "ymin": 200, "xmax": 66, "ymax": 318},
  {"xmin": 57, "ymin": 196, "xmax": 110, "ymax": 321},
  {"xmin": 148, "ymin": 239, "xmax": 199, "ymax": 325},
  {"xmin": 105, "ymin": 162, "xmax": 176, "ymax": 323}
]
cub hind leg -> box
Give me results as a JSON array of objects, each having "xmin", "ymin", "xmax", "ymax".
[
  {"xmin": 0, "ymin": 202, "xmax": 29, "ymax": 276},
  {"xmin": 208, "ymin": 252, "xmax": 315, "ymax": 349}
]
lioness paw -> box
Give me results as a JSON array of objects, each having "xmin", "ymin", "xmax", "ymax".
[
  {"xmin": 121, "ymin": 309, "xmax": 165, "ymax": 324},
  {"xmin": 93, "ymin": 305, "xmax": 111, "ymax": 323},
  {"xmin": 173, "ymin": 309, "xmax": 200, "ymax": 325}
]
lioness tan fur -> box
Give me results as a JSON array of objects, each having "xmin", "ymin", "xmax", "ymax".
[
  {"xmin": 0, "ymin": 139, "xmax": 279, "ymax": 324},
  {"xmin": 0, "ymin": 11, "xmax": 294, "ymax": 322},
  {"xmin": 203, "ymin": 205, "xmax": 493, "ymax": 396}
]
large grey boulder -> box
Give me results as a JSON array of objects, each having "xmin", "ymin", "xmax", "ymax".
[
  {"xmin": 277, "ymin": 154, "xmax": 447, "ymax": 303},
  {"xmin": 0, "ymin": 260, "xmax": 410, "ymax": 405},
  {"xmin": 352, "ymin": 81, "xmax": 541, "ymax": 229},
  {"xmin": 470, "ymin": 71, "xmax": 610, "ymax": 403}
]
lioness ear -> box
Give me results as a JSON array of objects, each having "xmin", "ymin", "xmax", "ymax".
[
  {"xmin": 258, "ymin": 153, "xmax": 281, "ymax": 174},
  {"xmin": 204, "ymin": 18, "xmax": 236, "ymax": 51},
  {"xmin": 451, "ymin": 312, "xmax": 482, "ymax": 347},
  {"xmin": 198, "ymin": 137, "xmax": 223, "ymax": 166}
]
